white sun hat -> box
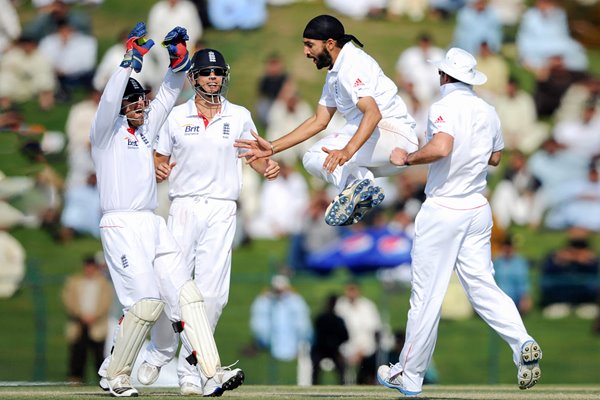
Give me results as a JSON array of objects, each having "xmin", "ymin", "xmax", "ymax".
[{"xmin": 429, "ymin": 47, "xmax": 487, "ymax": 86}]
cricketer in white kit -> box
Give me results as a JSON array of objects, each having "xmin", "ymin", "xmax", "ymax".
[
  {"xmin": 377, "ymin": 48, "xmax": 542, "ymax": 396},
  {"xmin": 91, "ymin": 23, "xmax": 223, "ymax": 398},
  {"xmin": 136, "ymin": 48, "xmax": 279, "ymax": 396},
  {"xmin": 235, "ymin": 14, "xmax": 419, "ymax": 226}
]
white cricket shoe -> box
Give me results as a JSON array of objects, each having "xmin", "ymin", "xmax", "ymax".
[
  {"xmin": 376, "ymin": 364, "xmax": 421, "ymax": 397},
  {"xmin": 518, "ymin": 340, "xmax": 542, "ymax": 390},
  {"xmin": 99, "ymin": 376, "xmax": 109, "ymax": 391},
  {"xmin": 108, "ymin": 374, "xmax": 138, "ymax": 397},
  {"xmin": 180, "ymin": 382, "xmax": 203, "ymax": 396},
  {"xmin": 137, "ymin": 362, "xmax": 161, "ymax": 385},
  {"xmin": 325, "ymin": 178, "xmax": 384, "ymax": 226},
  {"xmin": 203, "ymin": 365, "xmax": 245, "ymax": 397}
]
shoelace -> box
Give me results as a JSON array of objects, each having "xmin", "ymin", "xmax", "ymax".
[{"xmin": 218, "ymin": 360, "xmax": 240, "ymax": 372}]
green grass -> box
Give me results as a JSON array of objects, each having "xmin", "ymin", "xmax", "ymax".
[
  {"xmin": 1, "ymin": 0, "xmax": 600, "ymax": 388},
  {"xmin": 1, "ymin": 384, "xmax": 600, "ymax": 400}
]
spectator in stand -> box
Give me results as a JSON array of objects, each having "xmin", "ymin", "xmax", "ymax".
[
  {"xmin": 494, "ymin": 77, "xmax": 549, "ymax": 154},
  {"xmin": 452, "ymin": 0, "xmax": 502, "ymax": 56},
  {"xmin": 474, "ymin": 41, "xmax": 509, "ymax": 102},
  {"xmin": 387, "ymin": 0, "xmax": 428, "ymax": 21},
  {"xmin": 24, "ymin": 0, "xmax": 92, "ymax": 41},
  {"xmin": 63, "ymin": 89, "xmax": 100, "ymax": 190},
  {"xmin": 62, "ymin": 255, "xmax": 113, "ymax": 383},
  {"xmin": 335, "ymin": 282, "xmax": 382, "ymax": 384},
  {"xmin": 532, "ymin": 55, "xmax": 587, "ymax": 118},
  {"xmin": 488, "ymin": 0, "xmax": 524, "ymax": 27},
  {"xmin": 311, "ymin": 294, "xmax": 349, "ymax": 385},
  {"xmin": 38, "ymin": 18, "xmax": 97, "ymax": 101},
  {"xmin": 246, "ymin": 161, "xmax": 309, "ymax": 239},
  {"xmin": 395, "ymin": 33, "xmax": 445, "ymax": 108},
  {"xmin": 491, "ymin": 151, "xmax": 544, "ymax": 230},
  {"xmin": 516, "ymin": 0, "xmax": 588, "ymax": 77},
  {"xmin": 554, "ymin": 75, "xmax": 600, "ymax": 123},
  {"xmin": 540, "ymin": 227, "xmax": 599, "ymax": 319},
  {"xmin": 528, "ymin": 138, "xmax": 589, "ymax": 205},
  {"xmin": 324, "ymin": 0, "xmax": 387, "ymax": 20},
  {"xmin": 147, "ymin": 0, "xmax": 203, "ymax": 82},
  {"xmin": 256, "ymin": 52, "xmax": 289, "ymax": 128},
  {"xmin": 207, "ymin": 0, "xmax": 268, "ymax": 31},
  {"xmin": 0, "ymin": 0, "xmax": 21, "ymax": 56},
  {"xmin": 0, "ymin": 34, "xmax": 56, "ymax": 111},
  {"xmin": 553, "ymin": 99, "xmax": 600, "ymax": 162},
  {"xmin": 249, "ymin": 275, "xmax": 313, "ymax": 361},
  {"xmin": 429, "ymin": 0, "xmax": 468, "ymax": 20},
  {"xmin": 493, "ymin": 236, "xmax": 533, "ymax": 315},
  {"xmin": 59, "ymin": 172, "xmax": 101, "ymax": 241},
  {"xmin": 543, "ymin": 159, "xmax": 600, "ymax": 232},
  {"xmin": 0, "ymin": 221, "xmax": 26, "ymax": 298}
]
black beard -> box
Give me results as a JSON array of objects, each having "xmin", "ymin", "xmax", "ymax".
[{"xmin": 315, "ymin": 48, "xmax": 333, "ymax": 70}]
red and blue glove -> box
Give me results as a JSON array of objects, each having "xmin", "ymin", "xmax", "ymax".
[
  {"xmin": 162, "ymin": 26, "xmax": 190, "ymax": 73},
  {"xmin": 120, "ymin": 22, "xmax": 155, "ymax": 73}
]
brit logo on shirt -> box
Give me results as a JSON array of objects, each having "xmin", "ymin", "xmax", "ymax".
[
  {"xmin": 125, "ymin": 135, "xmax": 138, "ymax": 149},
  {"xmin": 183, "ymin": 124, "xmax": 200, "ymax": 135},
  {"xmin": 223, "ymin": 122, "xmax": 230, "ymax": 139}
]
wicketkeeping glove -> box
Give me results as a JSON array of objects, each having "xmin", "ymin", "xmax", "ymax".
[
  {"xmin": 162, "ymin": 26, "xmax": 191, "ymax": 73},
  {"xmin": 120, "ymin": 22, "xmax": 155, "ymax": 73}
]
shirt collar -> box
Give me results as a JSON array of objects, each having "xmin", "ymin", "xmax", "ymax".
[
  {"xmin": 186, "ymin": 96, "xmax": 231, "ymax": 118},
  {"xmin": 329, "ymin": 42, "xmax": 353, "ymax": 74},
  {"xmin": 440, "ymin": 82, "xmax": 474, "ymax": 98}
]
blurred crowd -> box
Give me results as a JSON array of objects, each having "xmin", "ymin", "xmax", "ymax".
[{"xmin": 1, "ymin": 0, "xmax": 599, "ymax": 382}]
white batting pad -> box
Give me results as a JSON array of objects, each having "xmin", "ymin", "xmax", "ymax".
[
  {"xmin": 179, "ymin": 280, "xmax": 221, "ymax": 378},
  {"xmin": 107, "ymin": 298, "xmax": 164, "ymax": 379}
]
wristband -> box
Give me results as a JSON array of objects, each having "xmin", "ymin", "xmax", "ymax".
[{"xmin": 269, "ymin": 141, "xmax": 276, "ymax": 155}]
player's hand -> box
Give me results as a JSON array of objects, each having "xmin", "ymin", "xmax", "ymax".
[
  {"xmin": 156, "ymin": 161, "xmax": 176, "ymax": 182},
  {"xmin": 322, "ymin": 147, "xmax": 351, "ymax": 173},
  {"xmin": 121, "ymin": 22, "xmax": 155, "ymax": 73},
  {"xmin": 264, "ymin": 159, "xmax": 280, "ymax": 180},
  {"xmin": 390, "ymin": 147, "xmax": 409, "ymax": 166},
  {"xmin": 162, "ymin": 26, "xmax": 190, "ymax": 72},
  {"xmin": 234, "ymin": 131, "xmax": 272, "ymax": 164}
]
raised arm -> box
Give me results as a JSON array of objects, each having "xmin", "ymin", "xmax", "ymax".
[{"xmin": 90, "ymin": 22, "xmax": 154, "ymax": 149}]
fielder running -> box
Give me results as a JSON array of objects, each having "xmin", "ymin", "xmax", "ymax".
[
  {"xmin": 91, "ymin": 23, "xmax": 227, "ymax": 397},
  {"xmin": 234, "ymin": 14, "xmax": 419, "ymax": 226},
  {"xmin": 377, "ymin": 48, "xmax": 542, "ymax": 396},
  {"xmin": 136, "ymin": 48, "xmax": 280, "ymax": 396}
]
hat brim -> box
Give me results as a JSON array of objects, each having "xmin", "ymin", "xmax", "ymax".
[{"xmin": 429, "ymin": 59, "xmax": 488, "ymax": 86}]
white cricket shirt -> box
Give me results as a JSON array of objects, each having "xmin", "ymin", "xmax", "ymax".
[
  {"xmin": 155, "ymin": 96, "xmax": 256, "ymax": 201},
  {"xmin": 424, "ymin": 83, "xmax": 504, "ymax": 206},
  {"xmin": 90, "ymin": 67, "xmax": 184, "ymax": 213},
  {"xmin": 319, "ymin": 42, "xmax": 414, "ymax": 127}
]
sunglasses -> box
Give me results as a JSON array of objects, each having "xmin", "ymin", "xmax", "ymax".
[{"xmin": 197, "ymin": 68, "xmax": 227, "ymax": 77}]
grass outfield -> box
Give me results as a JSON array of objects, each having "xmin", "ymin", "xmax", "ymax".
[{"xmin": 1, "ymin": 384, "xmax": 600, "ymax": 400}]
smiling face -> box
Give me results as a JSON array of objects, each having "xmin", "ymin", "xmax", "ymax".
[
  {"xmin": 303, "ymin": 38, "xmax": 334, "ymax": 70},
  {"xmin": 121, "ymin": 94, "xmax": 149, "ymax": 128},
  {"xmin": 188, "ymin": 67, "xmax": 229, "ymax": 104}
]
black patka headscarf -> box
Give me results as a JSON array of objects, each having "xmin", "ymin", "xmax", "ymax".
[{"xmin": 302, "ymin": 15, "xmax": 364, "ymax": 48}]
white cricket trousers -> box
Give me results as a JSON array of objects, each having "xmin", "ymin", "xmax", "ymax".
[
  {"xmin": 393, "ymin": 198, "xmax": 534, "ymax": 393},
  {"xmin": 302, "ymin": 117, "xmax": 419, "ymax": 190},
  {"xmin": 143, "ymin": 197, "xmax": 237, "ymax": 386},
  {"xmin": 99, "ymin": 211, "xmax": 189, "ymax": 321}
]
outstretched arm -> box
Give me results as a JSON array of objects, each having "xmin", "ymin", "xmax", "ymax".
[{"xmin": 234, "ymin": 104, "xmax": 335, "ymax": 163}]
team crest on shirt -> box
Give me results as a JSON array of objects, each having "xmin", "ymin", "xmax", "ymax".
[
  {"xmin": 223, "ymin": 123, "xmax": 230, "ymax": 139},
  {"xmin": 183, "ymin": 124, "xmax": 201, "ymax": 135}
]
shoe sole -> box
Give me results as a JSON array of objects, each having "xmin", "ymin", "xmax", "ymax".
[
  {"xmin": 518, "ymin": 340, "xmax": 542, "ymax": 390},
  {"xmin": 376, "ymin": 372, "xmax": 421, "ymax": 397},
  {"xmin": 204, "ymin": 370, "xmax": 245, "ymax": 397},
  {"xmin": 325, "ymin": 179, "xmax": 383, "ymax": 226}
]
